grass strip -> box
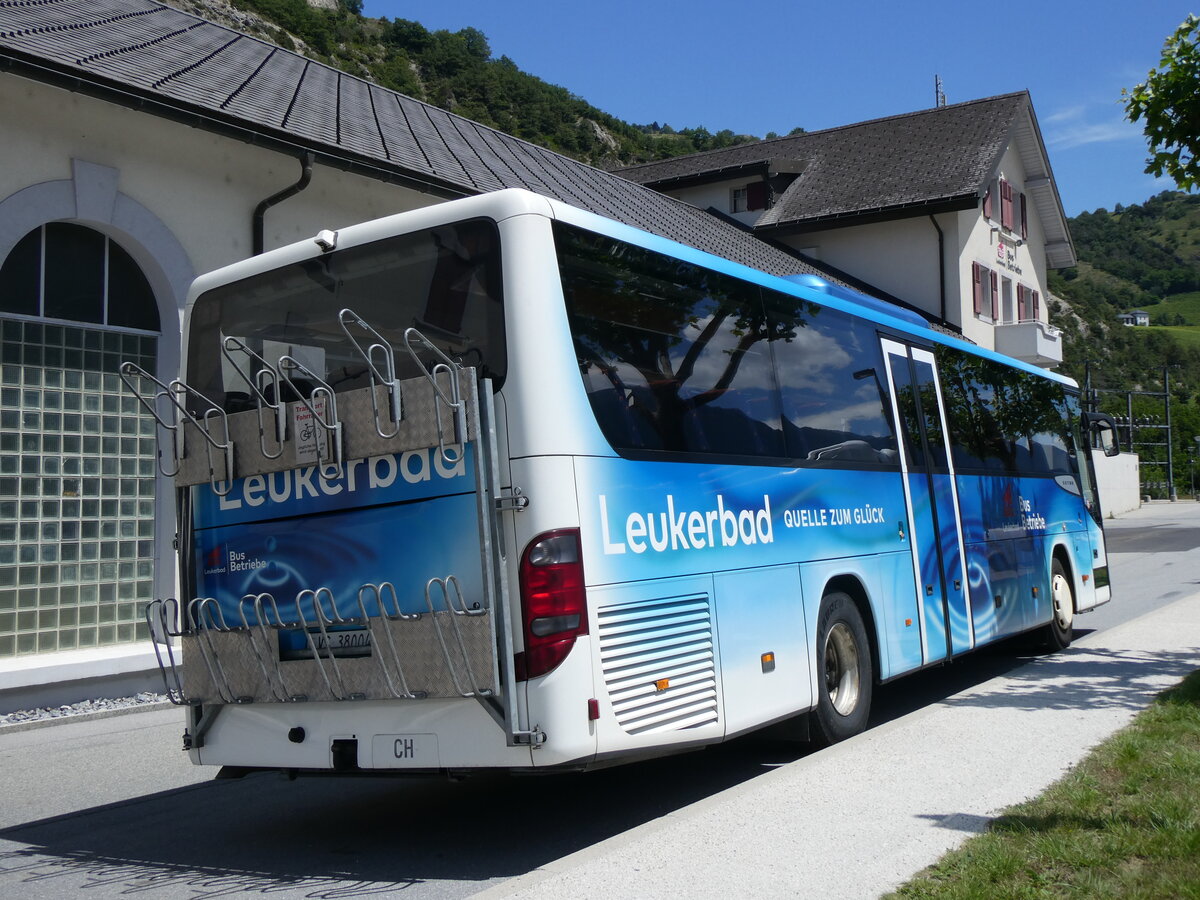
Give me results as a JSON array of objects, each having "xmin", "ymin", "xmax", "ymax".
[{"xmin": 886, "ymin": 669, "xmax": 1200, "ymax": 899}]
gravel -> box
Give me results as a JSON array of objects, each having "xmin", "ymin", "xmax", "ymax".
[{"xmin": 0, "ymin": 692, "xmax": 172, "ymax": 731}]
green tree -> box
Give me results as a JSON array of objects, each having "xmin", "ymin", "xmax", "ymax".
[{"xmin": 1124, "ymin": 15, "xmax": 1200, "ymax": 190}]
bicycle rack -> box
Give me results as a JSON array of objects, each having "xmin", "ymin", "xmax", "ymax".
[
  {"xmin": 220, "ymin": 336, "xmax": 287, "ymax": 459},
  {"xmin": 403, "ymin": 327, "xmax": 466, "ymax": 465},
  {"xmin": 339, "ymin": 308, "xmax": 403, "ymax": 439},
  {"xmin": 135, "ymin": 310, "xmax": 536, "ymax": 748},
  {"xmin": 357, "ymin": 583, "xmax": 421, "ymax": 700},
  {"xmin": 119, "ymin": 363, "xmax": 235, "ymax": 493},
  {"xmin": 147, "ymin": 576, "xmax": 498, "ymax": 707},
  {"xmin": 278, "ymin": 356, "xmax": 343, "ymax": 477}
]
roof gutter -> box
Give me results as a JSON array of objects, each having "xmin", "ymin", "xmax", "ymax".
[
  {"xmin": 757, "ymin": 194, "xmax": 977, "ymax": 235},
  {"xmin": 929, "ymin": 214, "xmax": 947, "ymax": 323},
  {"xmin": 253, "ymin": 151, "xmax": 313, "ymax": 255},
  {"xmin": 625, "ymin": 158, "xmax": 806, "ymax": 192},
  {"xmin": 0, "ymin": 49, "xmax": 472, "ymax": 203}
]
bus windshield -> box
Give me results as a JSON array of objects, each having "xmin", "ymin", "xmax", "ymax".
[{"xmin": 184, "ymin": 219, "xmax": 504, "ymax": 411}]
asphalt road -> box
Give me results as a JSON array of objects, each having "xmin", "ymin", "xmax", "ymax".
[{"xmin": 1, "ymin": 502, "xmax": 1196, "ymax": 900}]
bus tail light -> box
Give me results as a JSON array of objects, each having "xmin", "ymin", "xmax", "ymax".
[{"xmin": 516, "ymin": 529, "xmax": 587, "ymax": 681}]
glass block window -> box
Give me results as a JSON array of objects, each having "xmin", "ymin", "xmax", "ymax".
[
  {"xmin": 0, "ymin": 322, "xmax": 158, "ymax": 656},
  {"xmin": 0, "ymin": 224, "xmax": 160, "ymax": 658}
]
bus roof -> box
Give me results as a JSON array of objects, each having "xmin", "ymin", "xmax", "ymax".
[{"xmin": 186, "ymin": 188, "xmax": 1078, "ymax": 390}]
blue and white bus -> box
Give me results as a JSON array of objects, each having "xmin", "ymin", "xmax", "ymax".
[{"xmin": 133, "ymin": 188, "xmax": 1118, "ymax": 774}]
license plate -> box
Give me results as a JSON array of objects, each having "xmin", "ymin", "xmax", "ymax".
[
  {"xmin": 372, "ymin": 733, "xmax": 440, "ymax": 768},
  {"xmin": 279, "ymin": 626, "xmax": 371, "ymax": 660}
]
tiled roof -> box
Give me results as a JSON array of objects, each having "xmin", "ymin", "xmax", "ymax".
[
  {"xmin": 0, "ymin": 0, "xmax": 837, "ymax": 281},
  {"xmin": 619, "ymin": 94, "xmax": 1030, "ymax": 231}
]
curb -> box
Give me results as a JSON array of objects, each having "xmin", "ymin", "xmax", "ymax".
[{"xmin": 0, "ymin": 700, "xmax": 177, "ymax": 735}]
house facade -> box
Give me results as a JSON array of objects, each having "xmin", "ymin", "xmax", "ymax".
[
  {"xmin": 1117, "ymin": 310, "xmax": 1151, "ymax": 326},
  {"xmin": 619, "ymin": 93, "xmax": 1076, "ymax": 369}
]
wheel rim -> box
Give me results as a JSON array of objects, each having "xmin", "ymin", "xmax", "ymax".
[
  {"xmin": 824, "ymin": 622, "xmax": 861, "ymax": 716},
  {"xmin": 1051, "ymin": 572, "xmax": 1074, "ymax": 633}
]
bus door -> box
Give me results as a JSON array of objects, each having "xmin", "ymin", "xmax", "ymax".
[{"xmin": 880, "ymin": 340, "xmax": 973, "ymax": 662}]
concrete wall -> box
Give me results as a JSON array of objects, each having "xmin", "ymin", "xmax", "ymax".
[
  {"xmin": 1, "ymin": 76, "xmax": 440, "ymax": 279},
  {"xmin": 782, "ymin": 216, "xmax": 946, "ymax": 320},
  {"xmin": 669, "ymin": 180, "xmax": 763, "ymax": 228},
  {"xmin": 1094, "ymin": 452, "xmax": 1141, "ymax": 518}
]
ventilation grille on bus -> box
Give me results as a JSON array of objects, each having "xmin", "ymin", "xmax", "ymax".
[{"xmin": 598, "ymin": 593, "xmax": 718, "ymax": 736}]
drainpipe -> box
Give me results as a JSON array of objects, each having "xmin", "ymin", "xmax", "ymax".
[
  {"xmin": 929, "ymin": 214, "xmax": 947, "ymax": 324},
  {"xmin": 253, "ymin": 152, "xmax": 315, "ymax": 255}
]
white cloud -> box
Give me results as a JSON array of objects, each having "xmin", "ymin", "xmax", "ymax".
[
  {"xmin": 1045, "ymin": 102, "xmax": 1140, "ymax": 150},
  {"xmin": 1044, "ymin": 104, "xmax": 1087, "ymax": 124}
]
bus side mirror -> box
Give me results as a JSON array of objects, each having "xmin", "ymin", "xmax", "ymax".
[{"xmin": 1083, "ymin": 412, "xmax": 1120, "ymax": 457}]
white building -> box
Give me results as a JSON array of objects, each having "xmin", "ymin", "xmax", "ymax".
[
  {"xmin": 1117, "ymin": 310, "xmax": 1151, "ymax": 326},
  {"xmin": 619, "ymin": 93, "xmax": 1076, "ymax": 369}
]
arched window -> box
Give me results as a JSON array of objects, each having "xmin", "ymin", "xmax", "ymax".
[
  {"xmin": 1, "ymin": 223, "xmax": 158, "ymax": 329},
  {"xmin": 0, "ymin": 224, "xmax": 159, "ymax": 657}
]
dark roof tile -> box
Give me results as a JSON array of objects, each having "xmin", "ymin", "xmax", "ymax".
[{"xmin": 620, "ymin": 94, "xmax": 1027, "ymax": 229}]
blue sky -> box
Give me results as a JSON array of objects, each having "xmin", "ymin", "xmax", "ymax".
[{"xmin": 362, "ymin": 1, "xmax": 1194, "ymax": 217}]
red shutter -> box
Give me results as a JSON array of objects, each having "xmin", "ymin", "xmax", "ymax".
[
  {"xmin": 746, "ymin": 181, "xmax": 768, "ymax": 211},
  {"xmin": 972, "ymin": 262, "xmax": 982, "ymax": 314},
  {"xmin": 1000, "ymin": 180, "xmax": 1013, "ymax": 231},
  {"xmin": 1017, "ymin": 285, "xmax": 1027, "ymax": 320},
  {"xmin": 1020, "ymin": 193, "xmax": 1028, "ymax": 239},
  {"xmin": 1032, "ymin": 290, "xmax": 1041, "ymax": 320},
  {"xmin": 983, "ymin": 186, "xmax": 992, "ymax": 219},
  {"xmin": 990, "ymin": 270, "xmax": 999, "ymax": 319}
]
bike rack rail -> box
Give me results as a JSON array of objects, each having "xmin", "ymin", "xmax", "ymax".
[{"xmin": 133, "ymin": 313, "xmax": 536, "ymax": 749}]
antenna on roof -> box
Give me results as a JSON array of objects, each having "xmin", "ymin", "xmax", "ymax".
[{"xmin": 934, "ymin": 74, "xmax": 946, "ymax": 108}]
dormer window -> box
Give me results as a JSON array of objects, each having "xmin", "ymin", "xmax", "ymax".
[{"xmin": 731, "ymin": 182, "xmax": 769, "ymax": 214}]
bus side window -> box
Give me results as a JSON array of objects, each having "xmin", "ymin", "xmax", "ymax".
[
  {"xmin": 558, "ymin": 224, "xmax": 783, "ymax": 460},
  {"xmin": 764, "ymin": 292, "xmax": 898, "ymax": 466}
]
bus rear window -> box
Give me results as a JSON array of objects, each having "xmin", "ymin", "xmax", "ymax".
[{"xmin": 185, "ymin": 219, "xmax": 504, "ymax": 412}]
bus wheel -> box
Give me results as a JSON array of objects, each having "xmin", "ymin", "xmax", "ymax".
[
  {"xmin": 811, "ymin": 591, "xmax": 873, "ymax": 746},
  {"xmin": 1044, "ymin": 558, "xmax": 1075, "ymax": 651}
]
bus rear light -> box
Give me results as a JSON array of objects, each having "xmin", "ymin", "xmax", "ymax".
[{"xmin": 516, "ymin": 529, "xmax": 587, "ymax": 681}]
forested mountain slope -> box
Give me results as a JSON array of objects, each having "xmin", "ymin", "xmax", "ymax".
[
  {"xmin": 1051, "ymin": 192, "xmax": 1200, "ymax": 387},
  {"xmin": 162, "ymin": 0, "xmax": 800, "ymax": 168}
]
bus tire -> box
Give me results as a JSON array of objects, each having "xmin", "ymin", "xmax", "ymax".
[
  {"xmin": 810, "ymin": 591, "xmax": 873, "ymax": 746},
  {"xmin": 1043, "ymin": 558, "xmax": 1074, "ymax": 651}
]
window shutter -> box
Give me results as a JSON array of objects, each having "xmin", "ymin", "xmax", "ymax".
[
  {"xmin": 983, "ymin": 186, "xmax": 992, "ymax": 219},
  {"xmin": 990, "ymin": 270, "xmax": 999, "ymax": 319},
  {"xmin": 1017, "ymin": 285, "xmax": 1027, "ymax": 320},
  {"xmin": 973, "ymin": 262, "xmax": 982, "ymax": 314},
  {"xmin": 1000, "ymin": 180, "xmax": 1013, "ymax": 231},
  {"xmin": 746, "ymin": 181, "xmax": 768, "ymax": 211},
  {"xmin": 1032, "ymin": 290, "xmax": 1041, "ymax": 320},
  {"xmin": 1020, "ymin": 193, "xmax": 1028, "ymax": 239}
]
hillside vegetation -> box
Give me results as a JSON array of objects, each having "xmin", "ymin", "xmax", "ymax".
[
  {"xmin": 165, "ymin": 0, "xmax": 800, "ymax": 168},
  {"xmin": 1051, "ymin": 191, "xmax": 1200, "ymax": 384},
  {"xmin": 1050, "ymin": 191, "xmax": 1200, "ymax": 496}
]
